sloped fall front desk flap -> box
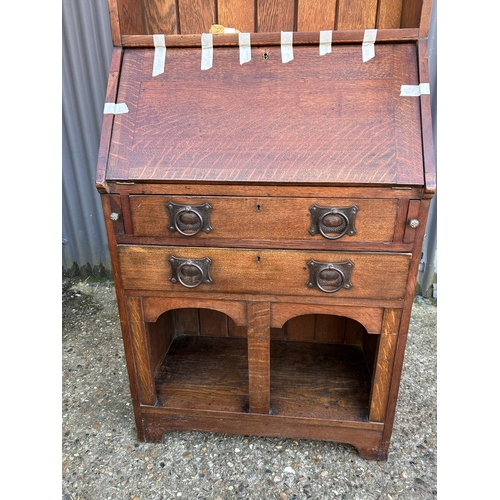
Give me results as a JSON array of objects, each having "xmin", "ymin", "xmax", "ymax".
[{"xmin": 105, "ymin": 42, "xmax": 424, "ymax": 186}]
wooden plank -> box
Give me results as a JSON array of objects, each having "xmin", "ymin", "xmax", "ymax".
[
  {"xmin": 344, "ymin": 317, "xmax": 364, "ymax": 346},
  {"xmin": 247, "ymin": 302, "xmax": 271, "ymax": 414},
  {"xmin": 177, "ymin": 0, "xmax": 214, "ymax": 34},
  {"xmin": 107, "ymin": 0, "xmax": 122, "ymax": 46},
  {"xmin": 400, "ymin": 0, "xmax": 423, "ymax": 28},
  {"xmin": 377, "ymin": 0, "xmax": 403, "ymax": 29},
  {"xmin": 297, "ymin": 0, "xmax": 336, "ymax": 31},
  {"xmin": 141, "ymin": 404, "xmax": 384, "ymax": 445},
  {"xmin": 155, "ymin": 336, "xmax": 249, "ymax": 412},
  {"xmin": 115, "ymin": 0, "xmax": 145, "ymax": 36},
  {"xmin": 143, "ymin": 0, "xmax": 178, "ymax": 34},
  {"xmin": 142, "ymin": 296, "xmax": 247, "ymax": 325},
  {"xmin": 147, "ymin": 310, "xmax": 173, "ymax": 373},
  {"xmin": 174, "ymin": 308, "xmax": 199, "ymax": 335},
  {"xmin": 228, "ymin": 317, "xmax": 247, "ymax": 337},
  {"xmin": 368, "ymin": 309, "xmax": 401, "ymax": 422},
  {"xmin": 271, "ymin": 303, "xmax": 383, "ymax": 334},
  {"xmin": 336, "ymin": 0, "xmax": 378, "ymax": 30},
  {"xmin": 419, "ymin": 0, "xmax": 434, "ymax": 37},
  {"xmin": 95, "ymin": 48, "xmax": 122, "ymax": 193},
  {"xmin": 257, "ymin": 0, "xmax": 295, "ymax": 32},
  {"xmin": 285, "ymin": 314, "xmax": 316, "ymax": 342},
  {"xmin": 403, "ymin": 200, "xmax": 421, "ymax": 244},
  {"xmin": 126, "ymin": 296, "xmax": 157, "ymax": 405},
  {"xmin": 270, "ymin": 342, "xmax": 371, "ymax": 420},
  {"xmin": 218, "ymin": 0, "xmax": 255, "ymax": 32},
  {"xmin": 100, "ymin": 194, "xmax": 146, "ymax": 439},
  {"xmin": 120, "ymin": 28, "xmax": 420, "ymax": 47},
  {"xmin": 417, "ymin": 38, "xmax": 436, "ymax": 197},
  {"xmin": 199, "ymin": 309, "xmax": 228, "ymax": 336},
  {"xmin": 314, "ymin": 314, "xmax": 346, "ymax": 344},
  {"xmin": 112, "ymin": 182, "xmax": 423, "ymax": 199}
]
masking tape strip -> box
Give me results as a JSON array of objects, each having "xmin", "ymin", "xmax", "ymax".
[
  {"xmin": 239, "ymin": 32, "xmax": 251, "ymax": 65},
  {"xmin": 362, "ymin": 29, "xmax": 377, "ymax": 62},
  {"xmin": 201, "ymin": 33, "xmax": 213, "ymax": 70},
  {"xmin": 319, "ymin": 30, "xmax": 332, "ymax": 56},
  {"xmin": 281, "ymin": 31, "xmax": 294, "ymax": 63},
  {"xmin": 152, "ymin": 34, "xmax": 166, "ymax": 77},
  {"xmin": 103, "ymin": 102, "xmax": 129, "ymax": 114},
  {"xmin": 400, "ymin": 83, "xmax": 430, "ymax": 96}
]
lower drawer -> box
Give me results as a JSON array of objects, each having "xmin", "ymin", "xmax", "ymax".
[{"xmin": 117, "ymin": 246, "xmax": 411, "ymax": 300}]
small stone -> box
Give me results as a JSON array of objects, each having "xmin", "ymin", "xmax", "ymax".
[
  {"xmin": 320, "ymin": 471, "xmax": 328, "ymax": 477},
  {"xmin": 284, "ymin": 467, "xmax": 295, "ymax": 474}
]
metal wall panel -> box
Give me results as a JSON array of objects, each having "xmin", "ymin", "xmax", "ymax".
[
  {"xmin": 62, "ymin": 0, "xmax": 113, "ymax": 275},
  {"xmin": 62, "ymin": 0, "xmax": 437, "ymax": 292},
  {"xmin": 418, "ymin": 0, "xmax": 438, "ymax": 297}
]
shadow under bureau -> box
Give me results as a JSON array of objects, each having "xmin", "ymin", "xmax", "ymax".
[{"xmin": 95, "ymin": 0, "xmax": 435, "ymax": 460}]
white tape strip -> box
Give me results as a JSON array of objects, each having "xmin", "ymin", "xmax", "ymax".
[
  {"xmin": 224, "ymin": 27, "xmax": 236, "ymax": 33},
  {"xmin": 103, "ymin": 103, "xmax": 129, "ymax": 114},
  {"xmin": 281, "ymin": 31, "xmax": 294, "ymax": 63},
  {"xmin": 201, "ymin": 33, "xmax": 213, "ymax": 70},
  {"xmin": 319, "ymin": 30, "xmax": 332, "ymax": 56},
  {"xmin": 400, "ymin": 83, "xmax": 431, "ymax": 96},
  {"xmin": 362, "ymin": 29, "xmax": 377, "ymax": 62},
  {"xmin": 152, "ymin": 34, "xmax": 166, "ymax": 77},
  {"xmin": 239, "ymin": 32, "xmax": 251, "ymax": 65}
]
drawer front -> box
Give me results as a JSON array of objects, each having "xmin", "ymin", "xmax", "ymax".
[
  {"xmin": 128, "ymin": 195, "xmax": 398, "ymax": 243},
  {"xmin": 118, "ymin": 246, "xmax": 411, "ymax": 300}
]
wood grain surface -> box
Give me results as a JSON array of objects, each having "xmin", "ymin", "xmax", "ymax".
[
  {"xmin": 117, "ymin": 245, "xmax": 411, "ymax": 299},
  {"xmin": 107, "ymin": 43, "xmax": 423, "ymax": 186}
]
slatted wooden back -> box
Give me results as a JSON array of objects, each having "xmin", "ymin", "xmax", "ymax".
[{"xmin": 113, "ymin": 0, "xmax": 430, "ymax": 38}]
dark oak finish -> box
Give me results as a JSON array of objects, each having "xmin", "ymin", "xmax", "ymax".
[
  {"xmin": 96, "ymin": 0, "xmax": 435, "ymax": 460},
  {"xmin": 107, "ymin": 44, "xmax": 422, "ymax": 185},
  {"xmin": 107, "ymin": 0, "xmax": 431, "ymax": 41}
]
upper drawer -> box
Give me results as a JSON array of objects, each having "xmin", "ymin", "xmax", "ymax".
[
  {"xmin": 117, "ymin": 245, "xmax": 411, "ymax": 300},
  {"xmin": 128, "ymin": 195, "xmax": 398, "ymax": 244}
]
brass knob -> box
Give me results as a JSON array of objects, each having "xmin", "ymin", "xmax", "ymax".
[
  {"xmin": 110, "ymin": 212, "xmax": 119, "ymax": 221},
  {"xmin": 409, "ymin": 219, "xmax": 419, "ymax": 229}
]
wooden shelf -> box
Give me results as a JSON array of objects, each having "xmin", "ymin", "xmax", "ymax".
[
  {"xmin": 155, "ymin": 335, "xmax": 372, "ymax": 421},
  {"xmin": 271, "ymin": 340, "xmax": 371, "ymax": 421},
  {"xmin": 155, "ymin": 336, "xmax": 249, "ymax": 413}
]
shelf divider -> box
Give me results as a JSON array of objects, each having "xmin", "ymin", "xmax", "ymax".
[{"xmin": 247, "ymin": 301, "xmax": 271, "ymax": 414}]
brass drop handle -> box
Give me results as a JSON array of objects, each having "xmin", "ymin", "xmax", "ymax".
[
  {"xmin": 169, "ymin": 256, "xmax": 213, "ymax": 288},
  {"xmin": 408, "ymin": 219, "xmax": 420, "ymax": 228},
  {"xmin": 307, "ymin": 260, "xmax": 354, "ymax": 293},
  {"xmin": 167, "ymin": 202, "xmax": 213, "ymax": 237}
]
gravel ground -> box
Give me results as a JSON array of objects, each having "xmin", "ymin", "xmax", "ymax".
[{"xmin": 62, "ymin": 278, "xmax": 437, "ymax": 500}]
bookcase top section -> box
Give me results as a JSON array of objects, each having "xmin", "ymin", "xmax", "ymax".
[{"xmin": 108, "ymin": 0, "xmax": 433, "ymax": 46}]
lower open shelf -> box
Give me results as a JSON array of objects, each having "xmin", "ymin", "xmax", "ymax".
[
  {"xmin": 154, "ymin": 335, "xmax": 371, "ymax": 422},
  {"xmin": 270, "ymin": 340, "xmax": 371, "ymax": 421}
]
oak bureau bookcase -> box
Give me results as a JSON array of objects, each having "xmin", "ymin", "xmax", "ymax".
[{"xmin": 95, "ymin": 0, "xmax": 436, "ymax": 460}]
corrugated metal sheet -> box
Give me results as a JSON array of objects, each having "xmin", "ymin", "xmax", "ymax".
[
  {"xmin": 62, "ymin": 0, "xmax": 437, "ymax": 291},
  {"xmin": 418, "ymin": 0, "xmax": 438, "ymax": 297},
  {"xmin": 62, "ymin": 0, "xmax": 112, "ymax": 275}
]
